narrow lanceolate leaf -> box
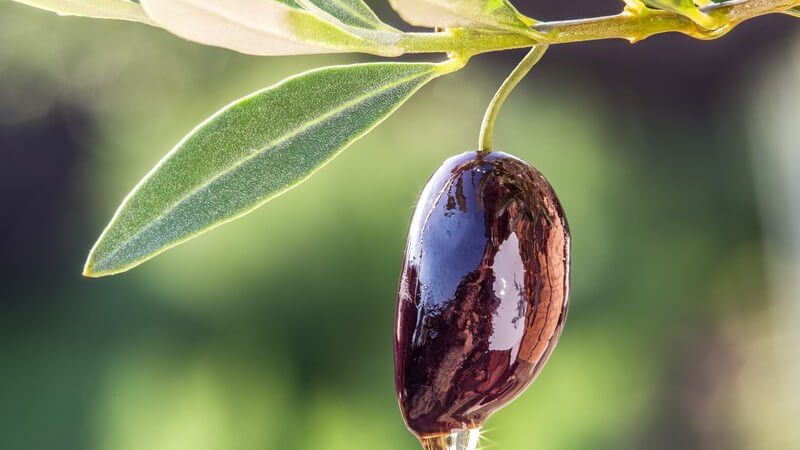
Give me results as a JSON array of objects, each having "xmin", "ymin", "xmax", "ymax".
[
  {"xmin": 11, "ymin": 0, "xmax": 155, "ymax": 24},
  {"xmin": 388, "ymin": 0, "xmax": 539, "ymax": 37},
  {"xmin": 84, "ymin": 61, "xmax": 464, "ymax": 277},
  {"xmin": 297, "ymin": 0, "xmax": 398, "ymax": 31},
  {"xmin": 140, "ymin": 0, "xmax": 404, "ymax": 56},
  {"xmin": 788, "ymin": 7, "xmax": 800, "ymax": 17}
]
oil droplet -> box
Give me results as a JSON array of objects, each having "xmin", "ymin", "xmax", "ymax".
[{"xmin": 420, "ymin": 428, "xmax": 481, "ymax": 450}]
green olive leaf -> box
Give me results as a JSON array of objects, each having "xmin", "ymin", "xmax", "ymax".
[
  {"xmin": 388, "ymin": 0, "xmax": 539, "ymax": 37},
  {"xmin": 788, "ymin": 6, "xmax": 800, "ymax": 17},
  {"xmin": 296, "ymin": 0, "xmax": 398, "ymax": 31},
  {"xmin": 84, "ymin": 60, "xmax": 465, "ymax": 277},
  {"xmin": 139, "ymin": 0, "xmax": 404, "ymax": 56},
  {"xmin": 10, "ymin": 0, "xmax": 155, "ymax": 24}
]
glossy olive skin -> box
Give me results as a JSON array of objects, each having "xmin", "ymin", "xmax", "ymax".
[{"xmin": 394, "ymin": 151, "xmax": 570, "ymax": 438}]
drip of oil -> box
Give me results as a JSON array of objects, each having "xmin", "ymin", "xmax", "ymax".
[{"xmin": 420, "ymin": 429, "xmax": 481, "ymax": 450}]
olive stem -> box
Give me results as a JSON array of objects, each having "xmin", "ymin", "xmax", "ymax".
[
  {"xmin": 397, "ymin": 0, "xmax": 800, "ymax": 54},
  {"xmin": 478, "ymin": 45, "xmax": 548, "ymax": 153}
]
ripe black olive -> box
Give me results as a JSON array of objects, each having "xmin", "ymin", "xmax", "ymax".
[{"xmin": 394, "ymin": 151, "xmax": 570, "ymax": 444}]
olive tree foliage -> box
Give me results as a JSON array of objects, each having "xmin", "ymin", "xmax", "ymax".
[{"xmin": 10, "ymin": 0, "xmax": 799, "ymax": 276}]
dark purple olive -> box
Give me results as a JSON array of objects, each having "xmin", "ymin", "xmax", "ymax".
[{"xmin": 394, "ymin": 151, "xmax": 570, "ymax": 445}]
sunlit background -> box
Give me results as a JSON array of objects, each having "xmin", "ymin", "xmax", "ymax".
[{"xmin": 1, "ymin": 1, "xmax": 798, "ymax": 449}]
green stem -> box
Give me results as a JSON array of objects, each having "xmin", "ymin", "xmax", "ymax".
[
  {"xmin": 397, "ymin": 0, "xmax": 800, "ymax": 54},
  {"xmin": 478, "ymin": 45, "xmax": 548, "ymax": 153}
]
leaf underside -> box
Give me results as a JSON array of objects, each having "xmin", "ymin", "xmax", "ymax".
[
  {"xmin": 10, "ymin": 0, "xmax": 154, "ymax": 24},
  {"xmin": 85, "ymin": 62, "xmax": 446, "ymax": 277},
  {"xmin": 388, "ymin": 0, "xmax": 533, "ymax": 34},
  {"xmin": 139, "ymin": 0, "xmax": 404, "ymax": 56}
]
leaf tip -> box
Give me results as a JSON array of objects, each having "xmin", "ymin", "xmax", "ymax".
[
  {"xmin": 82, "ymin": 246, "xmax": 119, "ymax": 278},
  {"xmin": 82, "ymin": 268, "xmax": 101, "ymax": 278},
  {"xmin": 82, "ymin": 255, "xmax": 104, "ymax": 278},
  {"xmin": 82, "ymin": 260, "xmax": 127, "ymax": 278}
]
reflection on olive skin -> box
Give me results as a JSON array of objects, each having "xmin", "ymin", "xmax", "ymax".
[{"xmin": 394, "ymin": 151, "xmax": 571, "ymax": 439}]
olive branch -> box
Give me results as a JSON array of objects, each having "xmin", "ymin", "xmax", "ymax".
[{"xmin": 10, "ymin": 0, "xmax": 796, "ymax": 276}]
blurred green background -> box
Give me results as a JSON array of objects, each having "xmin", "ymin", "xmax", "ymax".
[{"xmin": 1, "ymin": 1, "xmax": 799, "ymax": 449}]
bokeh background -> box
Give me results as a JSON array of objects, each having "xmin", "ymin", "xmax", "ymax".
[{"xmin": 1, "ymin": 1, "xmax": 798, "ymax": 449}]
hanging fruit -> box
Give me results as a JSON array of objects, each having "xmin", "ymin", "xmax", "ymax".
[{"xmin": 395, "ymin": 150, "xmax": 571, "ymax": 449}]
